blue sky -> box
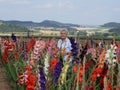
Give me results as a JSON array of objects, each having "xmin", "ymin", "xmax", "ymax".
[{"xmin": 0, "ymin": 0, "xmax": 120, "ymax": 25}]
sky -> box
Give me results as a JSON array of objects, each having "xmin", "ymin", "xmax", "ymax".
[{"xmin": 0, "ymin": 0, "xmax": 120, "ymax": 25}]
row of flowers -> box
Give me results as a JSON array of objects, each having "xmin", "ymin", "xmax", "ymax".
[{"xmin": 0, "ymin": 34, "xmax": 120, "ymax": 90}]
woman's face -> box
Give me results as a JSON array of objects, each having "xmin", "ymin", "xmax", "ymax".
[{"xmin": 60, "ymin": 31, "xmax": 67, "ymax": 40}]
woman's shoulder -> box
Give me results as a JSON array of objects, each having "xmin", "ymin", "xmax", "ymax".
[
  {"xmin": 66, "ymin": 38, "xmax": 70, "ymax": 41},
  {"xmin": 58, "ymin": 39, "xmax": 62, "ymax": 43}
]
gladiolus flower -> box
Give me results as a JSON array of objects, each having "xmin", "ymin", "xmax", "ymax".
[
  {"xmin": 26, "ymin": 36, "xmax": 35, "ymax": 52},
  {"xmin": 33, "ymin": 39, "xmax": 46, "ymax": 60},
  {"xmin": 39, "ymin": 68, "xmax": 46, "ymax": 90},
  {"xmin": 17, "ymin": 72, "xmax": 24, "ymax": 85},
  {"xmin": 106, "ymin": 85, "xmax": 112, "ymax": 90},
  {"xmin": 85, "ymin": 85, "xmax": 94, "ymax": 90},
  {"xmin": 91, "ymin": 68, "xmax": 103, "ymax": 82},
  {"xmin": 59, "ymin": 63, "xmax": 69, "ymax": 84},
  {"xmin": 2, "ymin": 48, "xmax": 8, "ymax": 62},
  {"xmin": 73, "ymin": 65, "xmax": 78, "ymax": 73},
  {"xmin": 50, "ymin": 59, "xmax": 58, "ymax": 68},
  {"xmin": 26, "ymin": 74, "xmax": 36, "ymax": 90},
  {"xmin": 53, "ymin": 61, "xmax": 63, "ymax": 83},
  {"xmin": 24, "ymin": 66, "xmax": 32, "ymax": 71},
  {"xmin": 11, "ymin": 33, "xmax": 17, "ymax": 42},
  {"xmin": 14, "ymin": 51, "xmax": 19, "ymax": 60},
  {"xmin": 116, "ymin": 88, "xmax": 120, "ymax": 90},
  {"xmin": 44, "ymin": 52, "xmax": 50, "ymax": 75}
]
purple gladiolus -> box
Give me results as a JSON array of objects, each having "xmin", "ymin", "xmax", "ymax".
[
  {"xmin": 53, "ymin": 61, "xmax": 63, "ymax": 83},
  {"xmin": 70, "ymin": 38, "xmax": 78, "ymax": 55},
  {"xmin": 39, "ymin": 68, "xmax": 46, "ymax": 90},
  {"xmin": 90, "ymin": 39, "xmax": 94, "ymax": 48},
  {"xmin": 69, "ymin": 38, "xmax": 79, "ymax": 62},
  {"xmin": 79, "ymin": 43, "xmax": 88, "ymax": 62},
  {"xmin": 22, "ymin": 41, "xmax": 26, "ymax": 52},
  {"xmin": 11, "ymin": 33, "xmax": 17, "ymax": 42},
  {"xmin": 25, "ymin": 53, "xmax": 29, "ymax": 64}
]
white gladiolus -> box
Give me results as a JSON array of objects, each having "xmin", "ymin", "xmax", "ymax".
[
  {"xmin": 44, "ymin": 52, "xmax": 50, "ymax": 76},
  {"xmin": 105, "ymin": 46, "xmax": 117, "ymax": 68}
]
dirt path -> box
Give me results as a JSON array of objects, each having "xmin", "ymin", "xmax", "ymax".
[{"xmin": 0, "ymin": 65, "xmax": 13, "ymax": 90}]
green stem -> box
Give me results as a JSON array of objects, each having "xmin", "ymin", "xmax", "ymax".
[{"xmin": 81, "ymin": 56, "xmax": 86, "ymax": 90}]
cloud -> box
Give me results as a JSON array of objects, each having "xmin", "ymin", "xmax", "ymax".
[
  {"xmin": 113, "ymin": 8, "xmax": 120, "ymax": 12},
  {"xmin": 57, "ymin": 1, "xmax": 73, "ymax": 9},
  {"xmin": 0, "ymin": 0, "xmax": 32, "ymax": 4},
  {"xmin": 36, "ymin": 1, "xmax": 74, "ymax": 9},
  {"xmin": 37, "ymin": 3, "xmax": 54, "ymax": 8}
]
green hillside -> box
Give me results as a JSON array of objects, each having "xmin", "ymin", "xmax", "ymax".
[
  {"xmin": 101, "ymin": 22, "xmax": 120, "ymax": 28},
  {"xmin": 101, "ymin": 22, "xmax": 120, "ymax": 34},
  {"xmin": 0, "ymin": 21, "xmax": 29, "ymax": 32}
]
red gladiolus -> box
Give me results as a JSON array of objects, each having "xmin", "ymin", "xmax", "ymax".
[
  {"xmin": 24, "ymin": 66, "xmax": 36, "ymax": 90},
  {"xmin": 85, "ymin": 85, "xmax": 94, "ymax": 90},
  {"xmin": 14, "ymin": 51, "xmax": 19, "ymax": 60},
  {"xmin": 73, "ymin": 65, "xmax": 78, "ymax": 73},
  {"xmin": 94, "ymin": 68, "xmax": 103, "ymax": 74},
  {"xmin": 85, "ymin": 61, "xmax": 90, "ymax": 70},
  {"xmin": 106, "ymin": 85, "xmax": 112, "ymax": 90},
  {"xmin": 116, "ymin": 88, "xmax": 120, "ymax": 90},
  {"xmin": 91, "ymin": 68, "xmax": 103, "ymax": 82},
  {"xmin": 24, "ymin": 66, "xmax": 32, "ymax": 71},
  {"xmin": 7, "ymin": 41, "xmax": 15, "ymax": 52},
  {"xmin": 91, "ymin": 74, "xmax": 97, "ymax": 82},
  {"xmin": 2, "ymin": 48, "xmax": 9, "ymax": 62},
  {"xmin": 79, "ymin": 77, "xmax": 82, "ymax": 84},
  {"xmin": 118, "ymin": 58, "xmax": 120, "ymax": 63},
  {"xmin": 26, "ymin": 36, "xmax": 35, "ymax": 52},
  {"xmin": 50, "ymin": 59, "xmax": 58, "ymax": 68},
  {"xmin": 49, "ymin": 59, "xmax": 58, "ymax": 73},
  {"xmin": 26, "ymin": 74, "xmax": 36, "ymax": 90}
]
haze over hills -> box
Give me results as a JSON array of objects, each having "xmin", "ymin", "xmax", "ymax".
[
  {"xmin": 0, "ymin": 20, "xmax": 120, "ymax": 34},
  {"xmin": 2, "ymin": 19, "xmax": 120, "ymax": 28}
]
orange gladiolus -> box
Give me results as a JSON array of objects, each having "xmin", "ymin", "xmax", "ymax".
[
  {"xmin": 79, "ymin": 67, "xmax": 83, "ymax": 84},
  {"xmin": 73, "ymin": 65, "xmax": 83, "ymax": 84},
  {"xmin": 61, "ymin": 48, "xmax": 66, "ymax": 56},
  {"xmin": 98, "ymin": 50, "xmax": 106, "ymax": 67}
]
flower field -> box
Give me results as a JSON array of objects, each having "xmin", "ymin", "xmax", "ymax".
[{"xmin": 0, "ymin": 35, "xmax": 120, "ymax": 90}]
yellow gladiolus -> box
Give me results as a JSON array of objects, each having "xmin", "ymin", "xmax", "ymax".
[{"xmin": 59, "ymin": 63, "xmax": 69, "ymax": 84}]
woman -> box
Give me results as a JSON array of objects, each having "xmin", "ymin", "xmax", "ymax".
[{"xmin": 57, "ymin": 29, "xmax": 72, "ymax": 62}]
